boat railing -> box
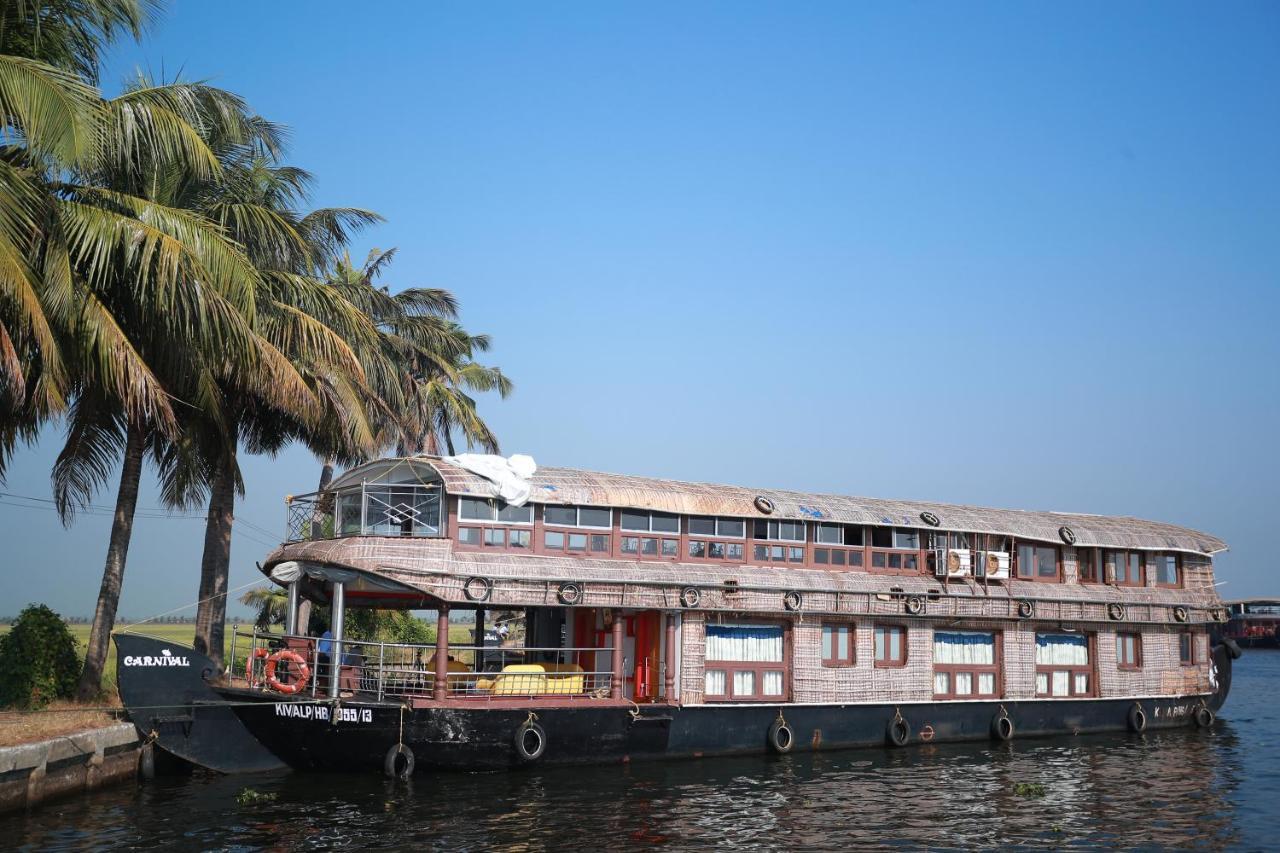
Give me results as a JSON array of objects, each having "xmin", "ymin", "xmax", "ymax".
[
  {"xmin": 234, "ymin": 630, "xmax": 615, "ymax": 701},
  {"xmin": 284, "ymin": 481, "xmax": 443, "ymax": 543}
]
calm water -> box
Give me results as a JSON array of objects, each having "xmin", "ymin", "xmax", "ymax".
[{"xmin": 6, "ymin": 652, "xmax": 1279, "ymax": 851}]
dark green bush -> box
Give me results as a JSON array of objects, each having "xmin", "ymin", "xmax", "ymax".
[{"xmin": 0, "ymin": 604, "xmax": 81, "ymax": 709}]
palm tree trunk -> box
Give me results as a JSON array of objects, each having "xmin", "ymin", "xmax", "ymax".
[
  {"xmin": 193, "ymin": 447, "xmax": 236, "ymax": 668},
  {"xmin": 76, "ymin": 421, "xmax": 146, "ymax": 700},
  {"xmin": 317, "ymin": 456, "xmax": 336, "ymax": 490}
]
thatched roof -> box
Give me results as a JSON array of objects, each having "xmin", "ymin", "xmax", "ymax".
[{"xmin": 337, "ymin": 457, "xmax": 1227, "ymax": 556}]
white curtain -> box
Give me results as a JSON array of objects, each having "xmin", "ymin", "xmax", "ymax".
[
  {"xmin": 762, "ymin": 671, "xmax": 783, "ymax": 696},
  {"xmin": 1052, "ymin": 671, "xmax": 1070, "ymax": 696},
  {"xmin": 705, "ymin": 670, "xmax": 726, "ymax": 695},
  {"xmin": 933, "ymin": 632, "xmax": 995, "ymax": 665},
  {"xmin": 733, "ymin": 671, "xmax": 755, "ymax": 696},
  {"xmin": 706, "ymin": 625, "xmax": 784, "ymax": 662},
  {"xmin": 1036, "ymin": 634, "xmax": 1089, "ymax": 666}
]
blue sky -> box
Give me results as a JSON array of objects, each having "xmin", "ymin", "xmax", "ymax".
[{"xmin": 2, "ymin": 2, "xmax": 1277, "ymax": 618}]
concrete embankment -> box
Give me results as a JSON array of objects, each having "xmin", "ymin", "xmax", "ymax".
[{"xmin": 0, "ymin": 723, "xmax": 139, "ymax": 814}]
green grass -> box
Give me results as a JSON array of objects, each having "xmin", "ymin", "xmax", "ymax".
[{"xmin": 0, "ymin": 622, "xmax": 241, "ymax": 698}]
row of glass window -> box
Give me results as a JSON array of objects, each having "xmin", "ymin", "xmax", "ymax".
[
  {"xmin": 456, "ymin": 499, "xmax": 1184, "ymax": 587},
  {"xmin": 457, "ymin": 498, "xmax": 921, "ymax": 547}
]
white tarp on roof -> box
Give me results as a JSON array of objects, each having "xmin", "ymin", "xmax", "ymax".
[{"xmin": 441, "ymin": 453, "xmax": 538, "ymax": 506}]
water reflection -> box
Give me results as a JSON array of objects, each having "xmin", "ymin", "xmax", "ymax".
[{"xmin": 8, "ymin": 655, "xmax": 1279, "ymax": 851}]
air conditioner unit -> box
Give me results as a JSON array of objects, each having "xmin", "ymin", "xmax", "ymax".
[
  {"xmin": 983, "ymin": 551, "xmax": 1010, "ymax": 580},
  {"xmin": 947, "ymin": 549, "xmax": 972, "ymax": 578}
]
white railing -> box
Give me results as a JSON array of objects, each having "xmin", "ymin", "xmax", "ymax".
[{"xmin": 235, "ymin": 630, "xmax": 615, "ymax": 701}]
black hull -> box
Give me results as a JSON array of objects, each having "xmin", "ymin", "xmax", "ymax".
[
  {"xmin": 220, "ymin": 690, "xmax": 1219, "ymax": 774},
  {"xmin": 118, "ymin": 636, "xmax": 1234, "ymax": 776}
]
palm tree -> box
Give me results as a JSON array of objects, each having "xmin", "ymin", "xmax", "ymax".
[
  {"xmin": 239, "ymin": 585, "xmax": 287, "ymax": 631},
  {"xmin": 2, "ymin": 2, "xmax": 294, "ymax": 698},
  {"xmin": 148, "ymin": 153, "xmax": 392, "ymax": 668},
  {"xmin": 323, "ymin": 248, "xmax": 513, "ymax": 461},
  {"xmin": 1, "ymin": 0, "xmax": 157, "ymax": 466},
  {"xmin": 52, "ymin": 83, "xmax": 289, "ymax": 699}
]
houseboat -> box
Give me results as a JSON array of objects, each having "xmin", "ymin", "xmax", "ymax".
[
  {"xmin": 1223, "ymin": 600, "xmax": 1280, "ymax": 648},
  {"xmin": 116, "ymin": 455, "xmax": 1240, "ymax": 777}
]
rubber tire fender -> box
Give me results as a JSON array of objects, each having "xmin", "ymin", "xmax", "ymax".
[
  {"xmin": 1194, "ymin": 705, "xmax": 1215, "ymax": 729},
  {"xmin": 1127, "ymin": 702, "xmax": 1147, "ymax": 733},
  {"xmin": 463, "ymin": 576, "xmax": 493, "ymax": 602},
  {"xmin": 886, "ymin": 716, "xmax": 911, "ymax": 747},
  {"xmin": 557, "ymin": 582, "xmax": 583, "ymax": 606},
  {"xmin": 905, "ymin": 595, "xmax": 924, "ymax": 616},
  {"xmin": 768, "ymin": 719, "xmax": 794, "ymax": 754},
  {"xmin": 384, "ymin": 743, "xmax": 415, "ymax": 779},
  {"xmin": 991, "ymin": 713, "xmax": 1015, "ymax": 742},
  {"xmin": 138, "ymin": 742, "xmax": 156, "ymax": 781},
  {"xmin": 1223, "ymin": 637, "xmax": 1243, "ymax": 660},
  {"xmin": 514, "ymin": 720, "xmax": 547, "ymax": 762}
]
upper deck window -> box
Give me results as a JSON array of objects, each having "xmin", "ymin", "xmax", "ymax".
[
  {"xmin": 688, "ymin": 516, "xmax": 747, "ymax": 562},
  {"xmin": 459, "ymin": 497, "xmax": 532, "ymax": 524},
  {"xmin": 1017, "ymin": 542, "xmax": 1060, "ymax": 581},
  {"xmin": 871, "ymin": 528, "xmax": 920, "ymax": 549},
  {"xmin": 1107, "ymin": 550, "xmax": 1145, "ymax": 586},
  {"xmin": 620, "ymin": 510, "xmax": 680, "ymax": 534},
  {"xmin": 1077, "ymin": 548, "xmax": 1100, "ymax": 583},
  {"xmin": 753, "ymin": 520, "xmax": 805, "ymax": 542},
  {"xmin": 689, "ymin": 517, "xmax": 746, "ymax": 538},
  {"xmin": 544, "ymin": 505, "xmax": 612, "ymax": 528},
  {"xmin": 813, "ymin": 524, "xmax": 865, "ymax": 568},
  {"xmin": 1155, "ymin": 553, "xmax": 1181, "ymax": 587},
  {"xmin": 815, "ymin": 524, "xmax": 864, "ymax": 545}
]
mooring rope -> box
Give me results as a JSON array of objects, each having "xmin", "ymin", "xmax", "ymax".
[{"xmin": 116, "ymin": 577, "xmax": 267, "ymax": 633}]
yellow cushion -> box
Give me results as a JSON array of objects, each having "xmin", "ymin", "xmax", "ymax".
[{"xmin": 486, "ymin": 663, "xmax": 585, "ymax": 696}]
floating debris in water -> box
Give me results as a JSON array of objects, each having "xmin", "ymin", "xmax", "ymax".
[
  {"xmin": 235, "ymin": 788, "xmax": 278, "ymax": 806},
  {"xmin": 1013, "ymin": 782, "xmax": 1047, "ymax": 798}
]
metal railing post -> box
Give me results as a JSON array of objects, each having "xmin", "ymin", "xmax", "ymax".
[
  {"xmin": 377, "ymin": 643, "xmax": 386, "ymax": 701},
  {"xmin": 228, "ymin": 624, "xmax": 239, "ymax": 681},
  {"xmin": 330, "ymin": 582, "xmax": 346, "ymax": 699},
  {"xmin": 359, "ymin": 481, "xmax": 368, "ymax": 535}
]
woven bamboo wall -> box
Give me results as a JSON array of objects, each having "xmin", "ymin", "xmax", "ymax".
[{"xmin": 271, "ymin": 537, "xmax": 1228, "ymax": 630}]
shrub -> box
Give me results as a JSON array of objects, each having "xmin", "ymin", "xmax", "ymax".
[{"xmin": 0, "ymin": 604, "xmax": 81, "ymax": 709}]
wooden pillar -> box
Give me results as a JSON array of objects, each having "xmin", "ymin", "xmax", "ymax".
[
  {"xmin": 610, "ymin": 612, "xmax": 625, "ymax": 700},
  {"xmin": 664, "ymin": 612, "xmax": 676, "ymax": 701},
  {"xmin": 434, "ymin": 606, "xmax": 450, "ymax": 701}
]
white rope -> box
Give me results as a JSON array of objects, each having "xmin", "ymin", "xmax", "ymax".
[{"xmin": 117, "ymin": 577, "xmax": 268, "ymax": 634}]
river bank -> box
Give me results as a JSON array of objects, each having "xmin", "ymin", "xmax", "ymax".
[{"xmin": 0, "ymin": 723, "xmax": 138, "ymax": 815}]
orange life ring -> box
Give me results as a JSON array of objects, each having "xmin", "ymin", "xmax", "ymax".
[
  {"xmin": 246, "ymin": 647, "xmax": 270, "ymax": 684},
  {"xmin": 265, "ymin": 650, "xmax": 311, "ymax": 695}
]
